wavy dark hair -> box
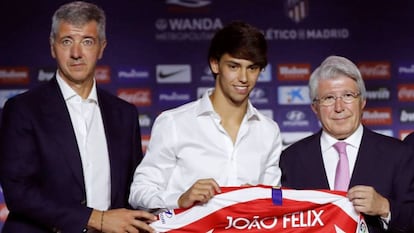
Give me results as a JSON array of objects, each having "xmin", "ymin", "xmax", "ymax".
[{"xmin": 208, "ymin": 21, "xmax": 268, "ymax": 78}]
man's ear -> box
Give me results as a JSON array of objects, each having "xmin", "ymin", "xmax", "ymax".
[
  {"xmin": 209, "ymin": 58, "xmax": 219, "ymax": 75},
  {"xmin": 50, "ymin": 37, "xmax": 56, "ymax": 58}
]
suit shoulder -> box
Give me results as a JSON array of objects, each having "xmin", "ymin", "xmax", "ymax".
[
  {"xmin": 284, "ymin": 133, "xmax": 317, "ymax": 151},
  {"xmin": 366, "ymin": 129, "xmax": 405, "ymax": 146},
  {"xmin": 403, "ymin": 132, "xmax": 414, "ymax": 145},
  {"xmin": 97, "ymin": 88, "xmax": 136, "ymax": 110},
  {"xmin": 4, "ymin": 82, "xmax": 52, "ymax": 107},
  {"xmin": 363, "ymin": 129, "xmax": 413, "ymax": 158}
]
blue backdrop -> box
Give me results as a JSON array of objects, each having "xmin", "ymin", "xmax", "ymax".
[{"xmin": 1, "ymin": 0, "xmax": 414, "ymax": 230}]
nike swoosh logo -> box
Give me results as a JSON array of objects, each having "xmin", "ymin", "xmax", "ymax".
[{"xmin": 158, "ymin": 69, "xmax": 186, "ymax": 79}]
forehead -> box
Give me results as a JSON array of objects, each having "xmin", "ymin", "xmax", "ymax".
[
  {"xmin": 56, "ymin": 21, "xmax": 99, "ymax": 38},
  {"xmin": 219, "ymin": 53, "xmax": 255, "ymax": 66},
  {"xmin": 318, "ymin": 75, "xmax": 358, "ymax": 93}
]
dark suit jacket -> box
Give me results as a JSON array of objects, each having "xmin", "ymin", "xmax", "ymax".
[
  {"xmin": 280, "ymin": 127, "xmax": 414, "ymax": 233},
  {"xmin": 403, "ymin": 132, "xmax": 414, "ymax": 147},
  {"xmin": 0, "ymin": 77, "xmax": 143, "ymax": 232}
]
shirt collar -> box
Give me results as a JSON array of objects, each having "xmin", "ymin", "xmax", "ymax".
[
  {"xmin": 321, "ymin": 124, "xmax": 363, "ymax": 152},
  {"xmin": 196, "ymin": 88, "xmax": 260, "ymax": 121},
  {"xmin": 56, "ymin": 71, "xmax": 98, "ymax": 103}
]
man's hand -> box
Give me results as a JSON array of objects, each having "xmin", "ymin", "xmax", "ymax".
[
  {"xmin": 178, "ymin": 178, "xmax": 221, "ymax": 208},
  {"xmin": 88, "ymin": 208, "xmax": 157, "ymax": 233},
  {"xmin": 348, "ymin": 185, "xmax": 390, "ymax": 218}
]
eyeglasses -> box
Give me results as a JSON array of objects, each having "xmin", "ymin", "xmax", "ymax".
[{"xmin": 314, "ymin": 92, "xmax": 361, "ymax": 106}]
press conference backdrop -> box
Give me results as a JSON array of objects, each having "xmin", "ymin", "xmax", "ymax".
[{"xmin": 1, "ymin": 0, "xmax": 414, "ymax": 229}]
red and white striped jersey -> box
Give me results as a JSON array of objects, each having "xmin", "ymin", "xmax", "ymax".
[{"xmin": 151, "ymin": 186, "xmax": 368, "ymax": 233}]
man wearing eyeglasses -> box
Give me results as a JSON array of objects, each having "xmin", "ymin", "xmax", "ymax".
[{"xmin": 280, "ymin": 55, "xmax": 414, "ymax": 233}]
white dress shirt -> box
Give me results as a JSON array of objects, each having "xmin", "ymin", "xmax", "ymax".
[
  {"xmin": 56, "ymin": 74, "xmax": 110, "ymax": 211},
  {"xmin": 129, "ymin": 89, "xmax": 282, "ymax": 209}
]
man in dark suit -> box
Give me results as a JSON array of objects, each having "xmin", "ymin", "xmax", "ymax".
[
  {"xmin": 0, "ymin": 2, "xmax": 155, "ymax": 232},
  {"xmin": 280, "ymin": 55, "xmax": 414, "ymax": 233}
]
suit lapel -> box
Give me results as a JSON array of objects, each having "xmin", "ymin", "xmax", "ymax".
[
  {"xmin": 97, "ymin": 90, "xmax": 122, "ymax": 204},
  {"xmin": 40, "ymin": 78, "xmax": 86, "ymax": 191},
  {"xmin": 307, "ymin": 131, "xmax": 331, "ymax": 189},
  {"xmin": 349, "ymin": 128, "xmax": 375, "ymax": 187}
]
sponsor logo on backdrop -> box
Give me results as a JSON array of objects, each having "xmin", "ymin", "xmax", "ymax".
[
  {"xmin": 118, "ymin": 67, "xmax": 150, "ymax": 82},
  {"xmin": 365, "ymin": 87, "xmax": 391, "ymax": 101},
  {"xmin": 258, "ymin": 64, "xmax": 272, "ymax": 82},
  {"xmin": 400, "ymin": 109, "xmax": 414, "ymax": 123},
  {"xmin": 155, "ymin": 18, "xmax": 222, "ymax": 41},
  {"xmin": 362, "ymin": 107, "xmax": 392, "ymax": 125},
  {"xmin": 358, "ymin": 62, "xmax": 391, "ymax": 79},
  {"xmin": 373, "ymin": 129, "xmax": 394, "ymax": 137},
  {"xmin": 258, "ymin": 109, "xmax": 274, "ymax": 120},
  {"xmin": 285, "ymin": 0, "xmax": 309, "ymax": 23},
  {"xmin": 398, "ymin": 63, "xmax": 414, "ymax": 78},
  {"xmin": 141, "ymin": 134, "xmax": 150, "ymax": 154},
  {"xmin": 166, "ymin": 0, "xmax": 211, "ymax": 8},
  {"xmin": 249, "ymin": 88, "xmax": 270, "ymax": 105},
  {"xmin": 37, "ymin": 68, "xmax": 55, "ymax": 81},
  {"xmin": 398, "ymin": 84, "xmax": 414, "ymax": 101},
  {"xmin": 0, "ymin": 67, "xmax": 29, "ymax": 84},
  {"xmin": 117, "ymin": 88, "xmax": 152, "ymax": 107},
  {"xmin": 158, "ymin": 89, "xmax": 192, "ymax": 105},
  {"xmin": 200, "ymin": 66, "xmax": 214, "ymax": 82},
  {"xmin": 278, "ymin": 86, "xmax": 311, "ymax": 105},
  {"xmin": 0, "ymin": 89, "xmax": 27, "ymax": 108},
  {"xmin": 277, "ymin": 63, "xmax": 310, "ymax": 81},
  {"xmin": 267, "ymin": 1, "xmax": 350, "ymax": 41},
  {"xmin": 139, "ymin": 114, "xmax": 152, "ymax": 128},
  {"xmin": 281, "ymin": 131, "xmax": 313, "ymax": 149},
  {"xmin": 156, "ymin": 65, "xmax": 191, "ymax": 83},
  {"xmin": 95, "ymin": 66, "xmax": 111, "ymax": 84},
  {"xmin": 281, "ymin": 109, "xmax": 310, "ymax": 128},
  {"xmin": 264, "ymin": 29, "xmax": 349, "ymax": 40}
]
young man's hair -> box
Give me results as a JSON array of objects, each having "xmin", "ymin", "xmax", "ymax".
[{"xmin": 208, "ymin": 21, "xmax": 268, "ymax": 78}]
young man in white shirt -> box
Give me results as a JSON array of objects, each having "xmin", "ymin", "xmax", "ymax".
[{"xmin": 129, "ymin": 21, "xmax": 282, "ymax": 210}]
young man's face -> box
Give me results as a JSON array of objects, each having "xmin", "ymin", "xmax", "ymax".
[
  {"xmin": 50, "ymin": 21, "xmax": 106, "ymax": 86},
  {"xmin": 210, "ymin": 53, "xmax": 261, "ymax": 106}
]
